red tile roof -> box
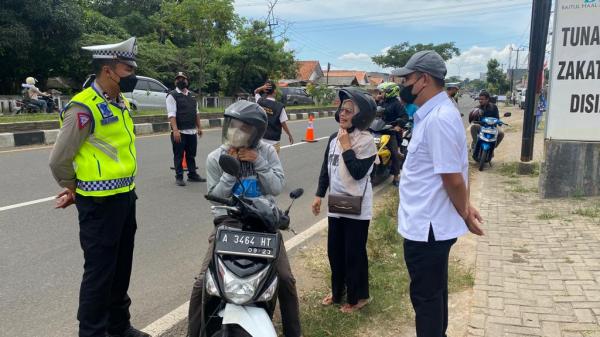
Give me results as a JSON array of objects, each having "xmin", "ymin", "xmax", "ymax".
[{"xmin": 297, "ymin": 61, "xmax": 321, "ymax": 81}]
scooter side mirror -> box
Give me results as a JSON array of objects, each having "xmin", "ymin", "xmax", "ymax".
[
  {"xmin": 219, "ymin": 154, "xmax": 241, "ymax": 177},
  {"xmin": 503, "ymin": 112, "xmax": 512, "ymax": 117},
  {"xmin": 289, "ymin": 188, "xmax": 304, "ymax": 199}
]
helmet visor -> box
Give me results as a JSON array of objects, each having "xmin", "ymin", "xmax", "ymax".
[{"xmin": 222, "ymin": 117, "xmax": 261, "ymax": 148}]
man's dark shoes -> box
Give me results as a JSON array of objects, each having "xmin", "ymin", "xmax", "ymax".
[
  {"xmin": 176, "ymin": 176, "xmax": 186, "ymax": 186},
  {"xmin": 188, "ymin": 173, "xmax": 206, "ymax": 182},
  {"xmin": 107, "ymin": 326, "xmax": 151, "ymax": 337}
]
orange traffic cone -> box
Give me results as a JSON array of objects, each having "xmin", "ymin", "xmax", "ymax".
[
  {"xmin": 182, "ymin": 151, "xmax": 188, "ymax": 170},
  {"xmin": 302, "ymin": 114, "xmax": 318, "ymax": 143}
]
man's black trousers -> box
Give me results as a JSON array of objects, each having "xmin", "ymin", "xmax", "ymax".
[
  {"xmin": 171, "ymin": 132, "xmax": 198, "ymax": 178},
  {"xmin": 75, "ymin": 190, "xmax": 137, "ymax": 337},
  {"xmin": 403, "ymin": 227, "xmax": 456, "ymax": 337}
]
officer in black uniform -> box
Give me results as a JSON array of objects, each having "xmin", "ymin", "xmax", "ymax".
[
  {"xmin": 254, "ymin": 80, "xmax": 294, "ymax": 153},
  {"xmin": 167, "ymin": 72, "xmax": 206, "ymax": 186}
]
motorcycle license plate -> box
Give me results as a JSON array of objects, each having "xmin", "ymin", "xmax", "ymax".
[
  {"xmin": 401, "ymin": 139, "xmax": 409, "ymax": 147},
  {"xmin": 215, "ymin": 229, "xmax": 279, "ymax": 259}
]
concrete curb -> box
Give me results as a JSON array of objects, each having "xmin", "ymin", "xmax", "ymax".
[{"xmin": 0, "ymin": 112, "xmax": 336, "ymax": 149}]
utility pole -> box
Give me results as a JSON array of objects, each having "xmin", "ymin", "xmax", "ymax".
[
  {"xmin": 512, "ymin": 46, "xmax": 527, "ymax": 104},
  {"xmin": 508, "ymin": 46, "xmax": 513, "ymax": 103},
  {"xmin": 326, "ymin": 63, "xmax": 330, "ymax": 86},
  {"xmin": 520, "ymin": 0, "xmax": 551, "ymax": 166}
]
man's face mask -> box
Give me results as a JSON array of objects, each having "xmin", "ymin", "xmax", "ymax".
[
  {"xmin": 176, "ymin": 80, "xmax": 188, "ymax": 90},
  {"xmin": 399, "ymin": 74, "xmax": 423, "ymax": 104},
  {"xmin": 108, "ymin": 65, "xmax": 137, "ymax": 93}
]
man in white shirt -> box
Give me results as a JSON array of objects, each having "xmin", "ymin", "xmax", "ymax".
[
  {"xmin": 394, "ymin": 51, "xmax": 484, "ymax": 337},
  {"xmin": 167, "ymin": 72, "xmax": 205, "ymax": 186},
  {"xmin": 254, "ymin": 80, "xmax": 294, "ymax": 153}
]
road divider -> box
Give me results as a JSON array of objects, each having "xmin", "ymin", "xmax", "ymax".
[{"xmin": 0, "ymin": 111, "xmax": 336, "ymax": 149}]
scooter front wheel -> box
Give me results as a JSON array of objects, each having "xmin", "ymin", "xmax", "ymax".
[
  {"xmin": 478, "ymin": 149, "xmax": 487, "ymax": 171},
  {"xmin": 210, "ymin": 325, "xmax": 252, "ymax": 337}
]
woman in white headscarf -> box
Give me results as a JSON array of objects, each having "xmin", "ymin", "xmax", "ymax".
[{"xmin": 312, "ymin": 87, "xmax": 377, "ymax": 313}]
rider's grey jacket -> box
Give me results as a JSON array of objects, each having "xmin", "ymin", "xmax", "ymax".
[{"xmin": 206, "ymin": 141, "xmax": 285, "ymax": 217}]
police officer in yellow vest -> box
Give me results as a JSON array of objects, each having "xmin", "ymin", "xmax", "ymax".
[{"xmin": 49, "ymin": 37, "xmax": 150, "ymax": 337}]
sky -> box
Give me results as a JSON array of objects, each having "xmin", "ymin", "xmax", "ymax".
[{"xmin": 233, "ymin": 0, "xmax": 536, "ymax": 80}]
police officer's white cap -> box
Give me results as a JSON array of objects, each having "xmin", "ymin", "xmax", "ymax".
[{"xmin": 82, "ymin": 37, "xmax": 138, "ymax": 67}]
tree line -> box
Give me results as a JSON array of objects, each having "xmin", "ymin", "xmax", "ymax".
[{"xmin": 0, "ymin": 0, "xmax": 296, "ymax": 95}]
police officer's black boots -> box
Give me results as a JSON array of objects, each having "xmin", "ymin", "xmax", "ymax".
[{"xmin": 107, "ymin": 326, "xmax": 151, "ymax": 337}]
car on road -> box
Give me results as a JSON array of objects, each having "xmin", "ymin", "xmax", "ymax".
[
  {"xmin": 123, "ymin": 76, "xmax": 169, "ymax": 110},
  {"xmin": 280, "ymin": 87, "xmax": 314, "ymax": 106}
]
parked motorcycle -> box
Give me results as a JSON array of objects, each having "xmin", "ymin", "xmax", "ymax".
[
  {"xmin": 399, "ymin": 119, "xmax": 413, "ymax": 160},
  {"xmin": 201, "ymin": 154, "xmax": 303, "ymax": 337},
  {"xmin": 368, "ymin": 118, "xmax": 393, "ymax": 186},
  {"xmin": 472, "ymin": 113, "xmax": 511, "ymax": 171}
]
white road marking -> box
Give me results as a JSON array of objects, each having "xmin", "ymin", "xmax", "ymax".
[
  {"xmin": 141, "ymin": 182, "xmax": 390, "ymax": 336},
  {"xmin": 0, "ymin": 129, "xmax": 331, "ymax": 213}
]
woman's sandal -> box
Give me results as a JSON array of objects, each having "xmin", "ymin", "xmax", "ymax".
[
  {"xmin": 321, "ymin": 294, "xmax": 337, "ymax": 306},
  {"xmin": 339, "ymin": 298, "xmax": 371, "ymax": 313}
]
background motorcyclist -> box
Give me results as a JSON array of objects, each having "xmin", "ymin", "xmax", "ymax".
[
  {"xmin": 469, "ymin": 90, "xmax": 504, "ymax": 148},
  {"xmin": 187, "ymin": 100, "xmax": 302, "ymax": 337},
  {"xmin": 24, "ymin": 77, "xmax": 55, "ymax": 113},
  {"xmin": 375, "ymin": 82, "xmax": 408, "ymax": 186}
]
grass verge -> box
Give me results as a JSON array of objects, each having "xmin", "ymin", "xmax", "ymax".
[
  {"xmin": 497, "ymin": 161, "xmax": 540, "ymax": 178},
  {"xmin": 299, "ymin": 191, "xmax": 474, "ymax": 337}
]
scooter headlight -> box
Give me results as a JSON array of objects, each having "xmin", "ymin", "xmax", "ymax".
[
  {"xmin": 373, "ymin": 137, "xmax": 381, "ymax": 145},
  {"xmin": 205, "ymin": 270, "xmax": 220, "ymax": 297},
  {"xmin": 257, "ymin": 276, "xmax": 278, "ymax": 302},
  {"xmin": 217, "ymin": 258, "xmax": 269, "ymax": 305}
]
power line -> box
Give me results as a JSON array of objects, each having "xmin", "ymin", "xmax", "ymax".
[{"xmin": 291, "ymin": 2, "xmax": 531, "ymax": 33}]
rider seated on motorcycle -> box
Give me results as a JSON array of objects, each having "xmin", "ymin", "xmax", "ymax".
[
  {"xmin": 25, "ymin": 76, "xmax": 54, "ymax": 113},
  {"xmin": 375, "ymin": 82, "xmax": 408, "ymax": 186},
  {"xmin": 187, "ymin": 100, "xmax": 302, "ymax": 337},
  {"xmin": 470, "ymin": 90, "xmax": 504, "ymax": 149}
]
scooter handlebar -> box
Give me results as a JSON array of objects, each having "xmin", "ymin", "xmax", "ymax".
[{"xmin": 204, "ymin": 194, "xmax": 234, "ymax": 206}]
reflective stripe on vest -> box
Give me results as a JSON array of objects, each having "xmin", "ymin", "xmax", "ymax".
[{"xmin": 60, "ymin": 84, "xmax": 137, "ymax": 197}]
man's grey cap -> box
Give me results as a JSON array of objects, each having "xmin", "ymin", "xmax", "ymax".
[
  {"xmin": 82, "ymin": 37, "xmax": 138, "ymax": 67},
  {"xmin": 391, "ymin": 50, "xmax": 447, "ymax": 80}
]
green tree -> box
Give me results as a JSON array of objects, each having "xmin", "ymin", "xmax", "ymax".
[
  {"xmin": 217, "ymin": 21, "xmax": 296, "ymax": 96},
  {"xmin": 0, "ymin": 0, "xmax": 84, "ymax": 93},
  {"xmin": 485, "ymin": 58, "xmax": 509, "ymax": 94},
  {"xmin": 158, "ymin": 0, "xmax": 237, "ymax": 94},
  {"xmin": 372, "ymin": 42, "xmax": 460, "ymax": 68}
]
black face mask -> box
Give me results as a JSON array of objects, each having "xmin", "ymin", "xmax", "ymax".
[
  {"xmin": 400, "ymin": 84, "xmax": 418, "ymax": 104},
  {"xmin": 176, "ymin": 80, "xmax": 188, "ymax": 90},
  {"xmin": 118, "ymin": 74, "xmax": 138, "ymax": 93}
]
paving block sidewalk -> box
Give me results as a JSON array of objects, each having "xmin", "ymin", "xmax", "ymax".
[{"xmin": 467, "ymin": 125, "xmax": 600, "ymax": 335}]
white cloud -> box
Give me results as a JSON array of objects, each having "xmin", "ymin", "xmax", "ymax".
[
  {"xmin": 338, "ymin": 52, "xmax": 371, "ymax": 61},
  {"xmin": 446, "ymin": 44, "xmax": 528, "ymax": 80}
]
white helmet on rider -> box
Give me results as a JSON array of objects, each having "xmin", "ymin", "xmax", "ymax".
[{"xmin": 25, "ymin": 77, "xmax": 38, "ymax": 85}]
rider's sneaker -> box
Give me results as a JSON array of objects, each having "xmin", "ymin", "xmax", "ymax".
[
  {"xmin": 392, "ymin": 180, "xmax": 399, "ymax": 187},
  {"xmin": 188, "ymin": 173, "xmax": 206, "ymax": 182},
  {"xmin": 175, "ymin": 176, "xmax": 186, "ymax": 186}
]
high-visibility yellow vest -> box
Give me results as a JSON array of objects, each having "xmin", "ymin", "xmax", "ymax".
[{"xmin": 60, "ymin": 83, "xmax": 137, "ymax": 197}]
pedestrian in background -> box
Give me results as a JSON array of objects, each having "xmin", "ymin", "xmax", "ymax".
[
  {"xmin": 312, "ymin": 87, "xmax": 377, "ymax": 313},
  {"xmin": 254, "ymin": 80, "xmax": 294, "ymax": 153},
  {"xmin": 535, "ymin": 93, "xmax": 546, "ymax": 131},
  {"xmin": 167, "ymin": 71, "xmax": 206, "ymax": 186},
  {"xmin": 393, "ymin": 50, "xmax": 484, "ymax": 337},
  {"xmin": 49, "ymin": 37, "xmax": 149, "ymax": 337}
]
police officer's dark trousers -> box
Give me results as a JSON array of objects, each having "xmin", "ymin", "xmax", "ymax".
[
  {"xmin": 403, "ymin": 226, "xmax": 456, "ymax": 337},
  {"xmin": 171, "ymin": 132, "xmax": 198, "ymax": 178},
  {"xmin": 75, "ymin": 190, "xmax": 137, "ymax": 337}
]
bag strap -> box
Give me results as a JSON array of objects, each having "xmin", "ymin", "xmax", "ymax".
[{"xmin": 361, "ymin": 176, "xmax": 369, "ymax": 198}]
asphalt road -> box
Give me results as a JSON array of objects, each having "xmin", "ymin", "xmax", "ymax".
[
  {"xmin": 0, "ymin": 97, "xmax": 478, "ymax": 337},
  {"xmin": 0, "ymin": 115, "xmax": 340, "ymax": 337}
]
